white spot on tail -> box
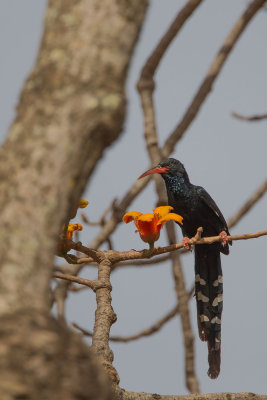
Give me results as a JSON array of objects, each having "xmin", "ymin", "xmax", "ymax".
[
  {"xmin": 195, "ymin": 274, "xmax": 206, "ymax": 285},
  {"xmin": 200, "ymin": 314, "xmax": 209, "ymax": 322},
  {"xmin": 211, "ymin": 316, "xmax": 221, "ymax": 324},
  {"xmin": 212, "ymin": 275, "xmax": 223, "ymax": 287},
  {"xmin": 212, "ymin": 294, "xmax": 223, "ymax": 307},
  {"xmin": 197, "ymin": 291, "xmax": 209, "ymax": 302}
]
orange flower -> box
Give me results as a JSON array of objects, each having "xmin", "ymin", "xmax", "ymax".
[
  {"xmin": 66, "ymin": 223, "xmax": 83, "ymax": 240},
  {"xmin": 79, "ymin": 199, "xmax": 89, "ymax": 209},
  {"xmin": 123, "ymin": 206, "xmax": 183, "ymax": 245}
]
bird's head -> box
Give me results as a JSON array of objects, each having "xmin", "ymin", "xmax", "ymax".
[{"xmin": 139, "ymin": 158, "xmax": 189, "ymax": 181}]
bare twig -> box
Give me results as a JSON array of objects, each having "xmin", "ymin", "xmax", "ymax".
[
  {"xmin": 232, "ymin": 111, "xmax": 267, "ymax": 121},
  {"xmin": 72, "ymin": 322, "xmax": 93, "ymax": 338},
  {"xmin": 228, "ymin": 179, "xmax": 267, "ymax": 229},
  {"xmin": 73, "ymin": 305, "xmax": 178, "ymax": 342},
  {"xmin": 68, "ymin": 285, "xmax": 89, "ymax": 292},
  {"xmin": 73, "ymin": 304, "xmax": 180, "ymax": 342},
  {"xmin": 53, "ymin": 264, "xmax": 81, "ymax": 274},
  {"xmin": 81, "ymin": 199, "xmax": 117, "ymax": 227},
  {"xmin": 53, "ymin": 272, "xmax": 109, "ymax": 292},
  {"xmin": 112, "ymin": 254, "xmax": 171, "ymax": 269},
  {"xmin": 73, "ymin": 286, "xmax": 195, "ymax": 342},
  {"xmin": 138, "ymin": 0, "xmax": 203, "ymax": 87},
  {"xmin": 161, "ymin": 0, "xmax": 267, "ymax": 157}
]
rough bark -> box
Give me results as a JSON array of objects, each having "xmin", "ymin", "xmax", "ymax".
[
  {"xmin": 0, "ymin": 311, "xmax": 113, "ymax": 400},
  {"xmin": 114, "ymin": 388, "xmax": 267, "ymax": 400},
  {"xmin": 0, "ymin": 0, "xmax": 148, "ymax": 314},
  {"xmin": 0, "ymin": 0, "xmax": 148, "ymax": 397},
  {"xmin": 0, "ymin": 0, "xmax": 148, "ymax": 311}
]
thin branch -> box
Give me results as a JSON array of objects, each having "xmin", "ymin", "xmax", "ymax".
[
  {"xmin": 73, "ymin": 286, "xmax": 194, "ymax": 342},
  {"xmin": 53, "ymin": 272, "xmax": 109, "ymax": 292},
  {"xmin": 57, "ymin": 238, "xmax": 97, "ymax": 263},
  {"xmin": 81, "ymin": 198, "xmax": 117, "ymax": 227},
  {"xmin": 112, "ymin": 254, "xmax": 171, "ymax": 269},
  {"xmin": 72, "ymin": 305, "xmax": 178, "ymax": 342},
  {"xmin": 161, "ymin": 0, "xmax": 267, "ymax": 157},
  {"xmin": 91, "ymin": 229, "xmax": 267, "ymax": 264},
  {"xmin": 68, "ymin": 285, "xmax": 89, "ymax": 292},
  {"xmin": 228, "ymin": 179, "xmax": 267, "ymax": 229},
  {"xmin": 138, "ymin": 0, "xmax": 203, "ymax": 86},
  {"xmin": 53, "ymin": 264, "xmax": 81, "ymax": 274},
  {"xmin": 232, "ymin": 111, "xmax": 267, "ymax": 121},
  {"xmin": 81, "ymin": 214, "xmax": 100, "ymax": 227},
  {"xmin": 72, "ymin": 322, "xmax": 94, "ymax": 338}
]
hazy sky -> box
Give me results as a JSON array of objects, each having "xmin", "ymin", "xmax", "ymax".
[{"xmin": 1, "ymin": 0, "xmax": 267, "ymax": 395}]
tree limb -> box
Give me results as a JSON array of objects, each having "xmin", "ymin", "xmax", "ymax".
[
  {"xmin": 53, "ymin": 272, "xmax": 109, "ymax": 292},
  {"xmin": 162, "ymin": 0, "xmax": 267, "ymax": 156},
  {"xmin": 114, "ymin": 388, "xmax": 267, "ymax": 400},
  {"xmin": 228, "ymin": 179, "xmax": 267, "ymax": 229},
  {"xmin": 232, "ymin": 111, "xmax": 267, "ymax": 121},
  {"xmin": 75, "ymin": 229, "xmax": 267, "ymax": 264}
]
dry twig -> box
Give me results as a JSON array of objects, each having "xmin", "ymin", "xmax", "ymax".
[
  {"xmin": 53, "ymin": 272, "xmax": 109, "ymax": 292},
  {"xmin": 73, "ymin": 307, "xmax": 178, "ymax": 342},
  {"xmin": 228, "ymin": 179, "xmax": 267, "ymax": 229},
  {"xmin": 232, "ymin": 111, "xmax": 267, "ymax": 121},
  {"xmin": 73, "ymin": 286, "xmax": 195, "ymax": 342},
  {"xmin": 112, "ymin": 254, "xmax": 171, "ymax": 269},
  {"xmin": 161, "ymin": 0, "xmax": 267, "ymax": 156}
]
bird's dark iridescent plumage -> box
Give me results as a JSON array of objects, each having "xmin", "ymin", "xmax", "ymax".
[{"xmin": 139, "ymin": 158, "xmax": 230, "ymax": 379}]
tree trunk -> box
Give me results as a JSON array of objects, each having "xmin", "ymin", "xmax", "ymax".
[{"xmin": 0, "ymin": 0, "xmax": 148, "ymax": 397}]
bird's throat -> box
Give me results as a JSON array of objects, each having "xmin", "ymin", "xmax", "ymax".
[{"xmin": 163, "ymin": 175, "xmax": 191, "ymax": 197}]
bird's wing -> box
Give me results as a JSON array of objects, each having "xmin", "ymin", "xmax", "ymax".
[{"xmin": 196, "ymin": 186, "xmax": 229, "ymax": 234}]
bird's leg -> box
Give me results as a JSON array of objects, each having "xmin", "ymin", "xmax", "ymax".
[
  {"xmin": 182, "ymin": 236, "xmax": 192, "ymax": 251},
  {"xmin": 219, "ymin": 231, "xmax": 228, "ymax": 246}
]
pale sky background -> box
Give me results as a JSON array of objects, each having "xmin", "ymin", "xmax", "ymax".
[{"xmin": 1, "ymin": 0, "xmax": 267, "ymax": 396}]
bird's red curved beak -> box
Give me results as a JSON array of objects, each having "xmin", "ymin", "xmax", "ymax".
[{"xmin": 138, "ymin": 166, "xmax": 169, "ymax": 179}]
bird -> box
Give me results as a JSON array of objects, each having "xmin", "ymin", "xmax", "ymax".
[{"xmin": 139, "ymin": 157, "xmax": 230, "ymax": 379}]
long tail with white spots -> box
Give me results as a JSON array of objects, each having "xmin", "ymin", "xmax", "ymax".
[{"xmin": 194, "ymin": 243, "xmax": 223, "ymax": 379}]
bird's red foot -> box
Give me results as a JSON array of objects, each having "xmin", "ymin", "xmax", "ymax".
[
  {"xmin": 219, "ymin": 231, "xmax": 228, "ymax": 246},
  {"xmin": 182, "ymin": 237, "xmax": 192, "ymax": 251}
]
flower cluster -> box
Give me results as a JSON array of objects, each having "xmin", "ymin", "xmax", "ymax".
[
  {"xmin": 66, "ymin": 223, "xmax": 83, "ymax": 240},
  {"xmin": 79, "ymin": 199, "xmax": 88, "ymax": 209},
  {"xmin": 65, "ymin": 198, "xmax": 88, "ymax": 240}
]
